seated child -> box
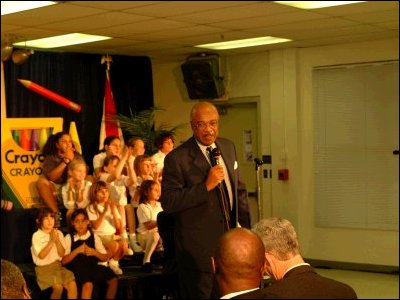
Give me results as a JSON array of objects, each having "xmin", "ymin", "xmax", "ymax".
[
  {"xmin": 62, "ymin": 209, "xmax": 118, "ymax": 299},
  {"xmin": 99, "ymin": 147, "xmax": 141, "ymax": 254},
  {"xmin": 61, "ymin": 159, "xmax": 92, "ymax": 226},
  {"xmin": 93, "ymin": 136, "xmax": 122, "ymax": 179},
  {"xmin": 86, "ymin": 181, "xmax": 128, "ymax": 275},
  {"xmin": 31, "ymin": 207, "xmax": 78, "ymax": 299},
  {"xmin": 136, "ymin": 180, "xmax": 164, "ymax": 272}
]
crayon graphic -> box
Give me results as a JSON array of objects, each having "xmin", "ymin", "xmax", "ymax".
[
  {"xmin": 12, "ymin": 130, "xmax": 21, "ymax": 146},
  {"xmin": 30, "ymin": 129, "xmax": 40, "ymax": 150},
  {"xmin": 38, "ymin": 128, "xmax": 48, "ymax": 149},
  {"xmin": 18, "ymin": 79, "xmax": 81, "ymax": 113},
  {"xmin": 69, "ymin": 121, "xmax": 82, "ymax": 154},
  {"xmin": 20, "ymin": 129, "xmax": 30, "ymax": 150}
]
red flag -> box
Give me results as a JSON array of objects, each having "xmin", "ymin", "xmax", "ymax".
[{"xmin": 99, "ymin": 67, "xmax": 124, "ymax": 149}]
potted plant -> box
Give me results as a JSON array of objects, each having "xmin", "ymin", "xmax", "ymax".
[{"xmin": 114, "ymin": 106, "xmax": 186, "ymax": 154}]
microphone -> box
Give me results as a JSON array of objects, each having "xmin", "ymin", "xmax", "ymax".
[{"xmin": 211, "ymin": 147, "xmax": 221, "ymax": 166}]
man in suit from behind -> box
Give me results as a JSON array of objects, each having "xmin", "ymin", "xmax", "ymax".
[
  {"xmin": 160, "ymin": 101, "xmax": 251, "ymax": 298},
  {"xmin": 212, "ymin": 228, "xmax": 278, "ymax": 299},
  {"xmin": 252, "ymin": 218, "xmax": 358, "ymax": 299}
]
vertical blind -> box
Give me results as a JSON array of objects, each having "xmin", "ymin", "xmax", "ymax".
[{"xmin": 313, "ymin": 61, "xmax": 399, "ymax": 230}]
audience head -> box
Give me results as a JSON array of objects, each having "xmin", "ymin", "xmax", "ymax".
[
  {"xmin": 101, "ymin": 135, "xmax": 121, "ymax": 156},
  {"xmin": 67, "ymin": 159, "xmax": 88, "ymax": 180},
  {"xmin": 127, "ymin": 137, "xmax": 145, "ymax": 156},
  {"xmin": 134, "ymin": 154, "xmax": 153, "ymax": 177},
  {"xmin": 70, "ymin": 208, "xmax": 90, "ymax": 235},
  {"xmin": 1, "ymin": 259, "xmax": 31, "ymax": 299},
  {"xmin": 252, "ymin": 217, "xmax": 302, "ymax": 280},
  {"xmin": 102, "ymin": 155, "xmax": 120, "ymax": 173},
  {"xmin": 88, "ymin": 180, "xmax": 109, "ymax": 206},
  {"xmin": 154, "ymin": 133, "xmax": 174, "ymax": 153},
  {"xmin": 212, "ymin": 228, "xmax": 266, "ymax": 295},
  {"xmin": 42, "ymin": 131, "xmax": 72, "ymax": 156},
  {"xmin": 138, "ymin": 180, "xmax": 160, "ymax": 204},
  {"xmin": 190, "ymin": 101, "xmax": 219, "ymax": 146},
  {"xmin": 35, "ymin": 207, "xmax": 55, "ymax": 230}
]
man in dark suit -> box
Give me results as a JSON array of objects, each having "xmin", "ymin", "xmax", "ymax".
[
  {"xmin": 212, "ymin": 228, "xmax": 278, "ymax": 299},
  {"xmin": 160, "ymin": 101, "xmax": 251, "ymax": 299},
  {"xmin": 252, "ymin": 218, "xmax": 358, "ymax": 299}
]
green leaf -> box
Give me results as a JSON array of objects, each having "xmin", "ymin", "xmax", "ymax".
[{"xmin": 112, "ymin": 106, "xmax": 187, "ymax": 154}]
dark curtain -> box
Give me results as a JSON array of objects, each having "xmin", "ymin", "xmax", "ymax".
[{"xmin": 3, "ymin": 50, "xmax": 153, "ymax": 173}]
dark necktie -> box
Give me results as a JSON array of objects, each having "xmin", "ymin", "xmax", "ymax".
[{"xmin": 206, "ymin": 146, "xmax": 231, "ymax": 230}]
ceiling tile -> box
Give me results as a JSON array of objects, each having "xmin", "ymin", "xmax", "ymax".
[
  {"xmin": 1, "ymin": 3, "xmax": 107, "ymax": 26},
  {"xmin": 38, "ymin": 12, "xmax": 153, "ymax": 32},
  {"xmin": 1, "ymin": 1, "xmax": 397, "ymax": 61}
]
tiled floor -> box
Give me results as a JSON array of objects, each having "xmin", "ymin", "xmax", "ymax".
[{"xmin": 315, "ymin": 268, "xmax": 399, "ymax": 299}]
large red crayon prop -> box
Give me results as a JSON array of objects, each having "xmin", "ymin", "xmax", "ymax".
[{"xmin": 18, "ymin": 79, "xmax": 81, "ymax": 113}]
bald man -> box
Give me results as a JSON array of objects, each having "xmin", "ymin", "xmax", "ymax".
[
  {"xmin": 212, "ymin": 228, "xmax": 278, "ymax": 299},
  {"xmin": 1, "ymin": 259, "xmax": 31, "ymax": 299}
]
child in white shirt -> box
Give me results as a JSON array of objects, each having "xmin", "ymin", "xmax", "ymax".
[
  {"xmin": 61, "ymin": 159, "xmax": 92, "ymax": 226},
  {"xmin": 86, "ymin": 181, "xmax": 128, "ymax": 275},
  {"xmin": 62, "ymin": 208, "xmax": 118, "ymax": 299},
  {"xmin": 136, "ymin": 180, "xmax": 164, "ymax": 272},
  {"xmin": 99, "ymin": 147, "xmax": 140, "ymax": 254},
  {"xmin": 93, "ymin": 136, "xmax": 122, "ymax": 179},
  {"xmin": 31, "ymin": 207, "xmax": 77, "ymax": 299}
]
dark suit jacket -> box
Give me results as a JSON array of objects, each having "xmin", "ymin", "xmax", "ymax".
[
  {"xmin": 262, "ymin": 265, "xmax": 358, "ymax": 299},
  {"xmin": 160, "ymin": 136, "xmax": 251, "ymax": 272}
]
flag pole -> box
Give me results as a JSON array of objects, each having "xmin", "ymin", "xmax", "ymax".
[{"xmin": 99, "ymin": 55, "xmax": 124, "ymax": 150}]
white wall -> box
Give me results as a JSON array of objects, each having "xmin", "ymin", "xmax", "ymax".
[{"xmin": 152, "ymin": 38, "xmax": 399, "ymax": 266}]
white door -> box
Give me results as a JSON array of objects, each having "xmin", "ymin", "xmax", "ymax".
[{"xmin": 218, "ymin": 101, "xmax": 262, "ymax": 224}]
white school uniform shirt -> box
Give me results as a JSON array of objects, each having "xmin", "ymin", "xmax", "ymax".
[
  {"xmin": 31, "ymin": 229, "xmax": 66, "ymax": 266},
  {"xmin": 152, "ymin": 150, "xmax": 166, "ymax": 174},
  {"xmin": 99, "ymin": 173, "xmax": 130, "ymax": 206},
  {"xmin": 64, "ymin": 231, "xmax": 107, "ymax": 261},
  {"xmin": 92, "ymin": 152, "xmax": 107, "ymax": 176},
  {"xmin": 61, "ymin": 180, "xmax": 92, "ymax": 210},
  {"xmin": 136, "ymin": 202, "xmax": 163, "ymax": 233},
  {"xmin": 128, "ymin": 176, "xmax": 152, "ymax": 207},
  {"xmin": 87, "ymin": 203, "xmax": 121, "ymax": 236}
]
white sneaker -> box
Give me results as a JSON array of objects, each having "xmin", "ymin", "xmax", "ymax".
[
  {"xmin": 98, "ymin": 261, "xmax": 108, "ymax": 267},
  {"xmin": 109, "ymin": 259, "xmax": 123, "ymax": 275},
  {"xmin": 131, "ymin": 240, "xmax": 144, "ymax": 253},
  {"xmin": 126, "ymin": 248, "xmax": 134, "ymax": 255}
]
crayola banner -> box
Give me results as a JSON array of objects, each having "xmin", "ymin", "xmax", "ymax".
[{"xmin": 1, "ymin": 118, "xmax": 63, "ymax": 208}]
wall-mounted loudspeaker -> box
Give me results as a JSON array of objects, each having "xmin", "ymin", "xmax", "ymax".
[{"xmin": 181, "ymin": 55, "xmax": 224, "ymax": 100}]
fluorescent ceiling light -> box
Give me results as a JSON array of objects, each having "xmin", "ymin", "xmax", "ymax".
[
  {"xmin": 1, "ymin": 1, "xmax": 56, "ymax": 15},
  {"xmin": 13, "ymin": 33, "xmax": 112, "ymax": 48},
  {"xmin": 274, "ymin": 1, "xmax": 366, "ymax": 9},
  {"xmin": 195, "ymin": 36, "xmax": 292, "ymax": 50}
]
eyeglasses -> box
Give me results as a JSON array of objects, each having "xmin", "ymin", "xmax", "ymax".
[{"xmin": 193, "ymin": 120, "xmax": 219, "ymax": 130}]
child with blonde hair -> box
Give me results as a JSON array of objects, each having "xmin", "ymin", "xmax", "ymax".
[
  {"xmin": 31, "ymin": 207, "xmax": 78, "ymax": 299},
  {"xmin": 86, "ymin": 181, "xmax": 128, "ymax": 275},
  {"xmin": 61, "ymin": 159, "xmax": 92, "ymax": 226}
]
